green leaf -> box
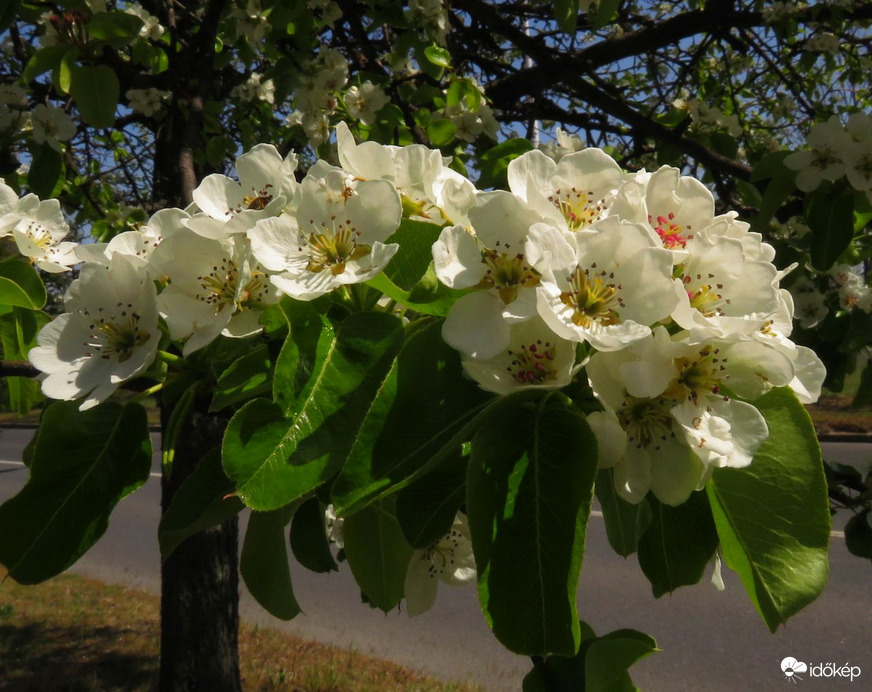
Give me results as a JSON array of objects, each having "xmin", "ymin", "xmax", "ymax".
[
  {"xmin": 706, "ymin": 388, "xmax": 830, "ymax": 632},
  {"xmin": 342, "ymin": 497, "xmax": 413, "ymax": 612},
  {"xmin": 523, "ymin": 623, "xmax": 657, "ymax": 692},
  {"xmin": 28, "ymin": 142, "xmax": 65, "ymax": 200},
  {"xmin": 157, "ymin": 449, "xmax": 245, "ymax": 559},
  {"xmin": 57, "ymin": 48, "xmax": 78, "ymax": 94},
  {"xmin": 382, "ymin": 218, "xmax": 445, "ymax": 290},
  {"xmin": 290, "ymin": 496, "xmax": 338, "ymax": 573},
  {"xmin": 86, "ymin": 11, "xmax": 144, "ymax": 43},
  {"xmin": 477, "ymin": 138, "xmax": 533, "ymax": 189},
  {"xmin": 209, "ymin": 343, "xmax": 274, "ymax": 412},
  {"xmin": 396, "ymin": 449, "xmax": 467, "ymax": 549},
  {"xmin": 222, "ymin": 312, "xmax": 404, "ymax": 511},
  {"xmin": 750, "ymin": 151, "xmax": 791, "ymax": 182},
  {"xmin": 0, "ymin": 259, "xmax": 47, "ymax": 310},
  {"xmin": 554, "ymin": 0, "xmax": 578, "ymax": 33},
  {"xmin": 241, "ymin": 505, "xmax": 302, "ymax": 620},
  {"xmin": 331, "ymin": 320, "xmax": 490, "ymax": 515},
  {"xmin": 23, "ymin": 45, "xmax": 70, "ymax": 84},
  {"xmin": 366, "ymin": 270, "xmax": 465, "ymax": 317},
  {"xmin": 427, "ymin": 118, "xmax": 457, "ymax": 147},
  {"xmin": 69, "ymin": 64, "xmax": 119, "ymax": 128},
  {"xmin": 423, "ymin": 44, "xmax": 451, "ymax": 68},
  {"xmin": 584, "ymin": 629, "xmax": 659, "ymax": 691},
  {"xmin": 0, "ymin": 402, "xmax": 151, "ymax": 584},
  {"xmin": 636, "ymin": 492, "xmax": 719, "ymax": 597},
  {"xmin": 595, "ymin": 469, "xmax": 652, "ymax": 558},
  {"xmin": 807, "ymin": 190, "xmax": 855, "ymax": 271},
  {"xmin": 756, "ymin": 172, "xmax": 796, "ymax": 228},
  {"xmin": 467, "ymin": 397, "xmax": 598, "ymax": 656},
  {"xmin": 0, "ymin": 308, "xmax": 49, "ymax": 414},
  {"xmin": 589, "ymin": 0, "xmax": 620, "ymax": 29}
]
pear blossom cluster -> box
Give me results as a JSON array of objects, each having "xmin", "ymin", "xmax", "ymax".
[
  {"xmin": 785, "ymin": 113, "xmax": 872, "ymax": 194},
  {"xmin": 431, "ymin": 147, "xmax": 826, "ymax": 506},
  {"xmin": 15, "ymin": 126, "xmax": 825, "ymax": 506},
  {"xmin": 789, "ymin": 263, "xmax": 872, "ymax": 329}
]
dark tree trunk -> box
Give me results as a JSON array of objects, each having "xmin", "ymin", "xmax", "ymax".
[
  {"xmin": 151, "ymin": 2, "xmax": 240, "ymax": 688},
  {"xmin": 159, "ymin": 409, "xmax": 241, "ymax": 692}
]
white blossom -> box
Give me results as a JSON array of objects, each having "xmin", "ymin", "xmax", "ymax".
[
  {"xmin": 248, "ymin": 161, "xmax": 402, "ymax": 301},
  {"xmin": 30, "ymin": 104, "xmax": 76, "ymax": 151},
  {"xmin": 405, "ymin": 513, "xmax": 476, "ymax": 617},
  {"xmin": 344, "ymin": 81, "xmax": 389, "ymax": 125},
  {"xmin": 29, "ymin": 255, "xmax": 160, "ymax": 410}
]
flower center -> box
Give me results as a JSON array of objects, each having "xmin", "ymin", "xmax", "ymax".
[
  {"xmin": 549, "ymin": 187, "xmax": 606, "ymax": 231},
  {"xmin": 559, "ymin": 264, "xmax": 623, "ymax": 328},
  {"xmin": 22, "ymin": 222, "xmax": 54, "ymax": 249},
  {"xmin": 304, "ymin": 219, "xmax": 372, "ymax": 275},
  {"xmin": 682, "ymin": 272, "xmax": 728, "ymax": 317},
  {"xmin": 674, "ymin": 345, "xmax": 728, "ymax": 404},
  {"xmin": 84, "ymin": 304, "xmax": 150, "ymax": 363},
  {"xmin": 234, "ymin": 184, "xmax": 274, "ymax": 213},
  {"xmin": 478, "ymin": 247, "xmax": 540, "ymax": 304},
  {"xmin": 197, "ymin": 258, "xmax": 240, "ymax": 312},
  {"xmin": 505, "ymin": 339, "xmax": 558, "ymax": 385},
  {"xmin": 617, "ymin": 394, "xmax": 676, "ymax": 450},
  {"xmin": 649, "ymin": 212, "xmax": 689, "ymax": 249},
  {"xmin": 421, "ymin": 527, "xmax": 465, "ymax": 580}
]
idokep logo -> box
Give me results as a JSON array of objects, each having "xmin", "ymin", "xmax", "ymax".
[{"xmin": 781, "ymin": 657, "xmax": 862, "ymax": 683}]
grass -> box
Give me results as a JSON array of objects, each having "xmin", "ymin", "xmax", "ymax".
[{"xmin": 0, "ymin": 570, "xmax": 482, "ymax": 692}]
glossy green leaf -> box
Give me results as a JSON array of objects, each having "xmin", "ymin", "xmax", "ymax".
[
  {"xmin": 331, "ymin": 320, "xmax": 490, "ymax": 515},
  {"xmin": 223, "ymin": 312, "xmax": 404, "ymax": 511},
  {"xmin": 209, "ymin": 343, "xmax": 274, "ymax": 412},
  {"xmin": 0, "ymin": 402, "xmax": 151, "ymax": 584},
  {"xmin": 28, "ymin": 142, "xmax": 65, "ymax": 200},
  {"xmin": 290, "ymin": 496, "xmax": 338, "ymax": 573},
  {"xmin": 158, "ymin": 449, "xmax": 245, "ymax": 559},
  {"xmin": 366, "ymin": 270, "xmax": 464, "ymax": 316},
  {"xmin": 241, "ymin": 505, "xmax": 301, "ymax": 620},
  {"xmin": 423, "ymin": 44, "xmax": 451, "ymax": 68},
  {"xmin": 707, "ymin": 388, "xmax": 830, "ymax": 632},
  {"xmin": 342, "ymin": 498, "xmax": 413, "ymax": 612},
  {"xmin": 382, "ymin": 219, "xmax": 446, "ymax": 291},
  {"xmin": 0, "ymin": 260, "xmax": 47, "ymax": 310},
  {"xmin": 595, "ymin": 469, "xmax": 652, "ymax": 558},
  {"xmin": 57, "ymin": 48, "xmax": 78, "ymax": 94},
  {"xmin": 807, "ymin": 190, "xmax": 855, "ymax": 272},
  {"xmin": 69, "ymin": 64, "xmax": 119, "ymax": 128},
  {"xmin": 467, "ymin": 397, "xmax": 598, "ymax": 656},
  {"xmin": 637, "ymin": 492, "xmax": 719, "ymax": 597},
  {"xmin": 396, "ymin": 449, "xmax": 467, "ymax": 549}
]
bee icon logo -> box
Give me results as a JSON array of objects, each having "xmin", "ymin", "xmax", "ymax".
[{"xmin": 781, "ymin": 657, "xmax": 808, "ymax": 683}]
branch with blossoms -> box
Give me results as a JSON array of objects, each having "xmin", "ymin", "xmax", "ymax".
[{"xmin": 0, "ymin": 121, "xmax": 835, "ymax": 687}]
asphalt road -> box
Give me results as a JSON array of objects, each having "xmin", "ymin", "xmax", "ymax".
[{"xmin": 0, "ymin": 428, "xmax": 869, "ymax": 691}]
